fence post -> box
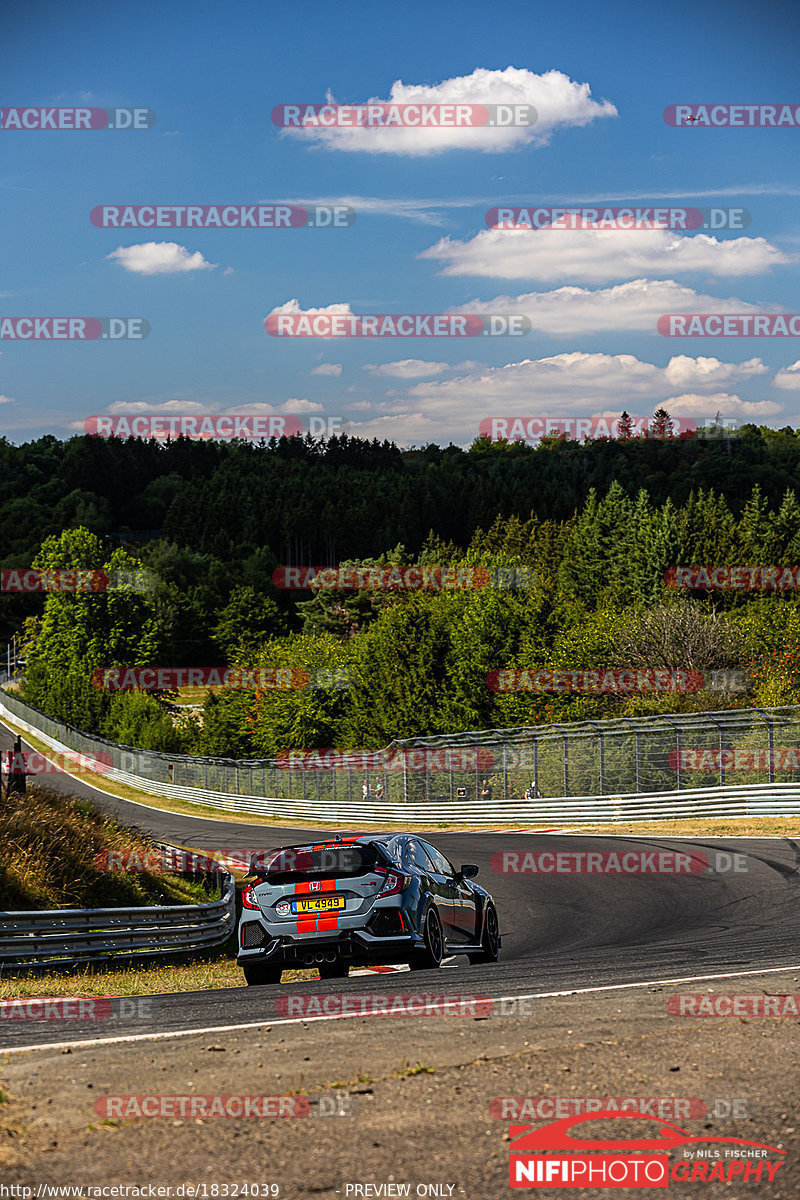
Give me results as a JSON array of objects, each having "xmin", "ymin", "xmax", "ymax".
[
  {"xmin": 620, "ymin": 718, "xmax": 642, "ymax": 794},
  {"xmin": 753, "ymin": 709, "xmax": 775, "ymax": 784},
  {"xmin": 586, "ymin": 721, "xmax": 605, "ymax": 795},
  {"xmin": 708, "ymin": 716, "xmax": 725, "ymax": 786},
  {"xmin": 661, "ymin": 716, "xmax": 681, "ymax": 791}
]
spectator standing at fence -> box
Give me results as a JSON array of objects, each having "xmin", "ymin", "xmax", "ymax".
[
  {"xmin": 480, "ymin": 778, "xmax": 493, "ymax": 803},
  {"xmin": 375, "ymin": 778, "xmax": 385, "ymax": 800},
  {"xmin": 362, "ymin": 778, "xmax": 370, "ymax": 800}
]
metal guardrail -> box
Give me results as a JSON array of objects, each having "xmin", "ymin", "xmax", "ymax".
[{"xmin": 0, "ymin": 866, "xmax": 236, "ymax": 969}]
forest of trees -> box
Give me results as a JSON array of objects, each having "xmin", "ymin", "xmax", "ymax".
[{"xmin": 5, "ymin": 423, "xmax": 800, "ymax": 757}]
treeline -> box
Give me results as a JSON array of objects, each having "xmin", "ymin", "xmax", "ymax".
[
  {"xmin": 4, "ymin": 423, "xmax": 800, "ymax": 572},
  {"xmin": 14, "ymin": 469, "xmax": 800, "ymax": 756}
]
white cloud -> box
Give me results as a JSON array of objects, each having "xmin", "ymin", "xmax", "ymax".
[
  {"xmin": 662, "ymin": 355, "xmax": 767, "ymax": 387},
  {"xmin": 0, "ymin": 394, "xmax": 15, "ymax": 405},
  {"xmin": 268, "ymin": 298, "xmax": 354, "ymax": 316},
  {"xmin": 278, "ymin": 398, "xmax": 325, "ymax": 413},
  {"xmin": 106, "ymin": 242, "xmax": 217, "ymax": 275},
  {"xmin": 663, "ymin": 392, "xmax": 783, "ymax": 418},
  {"xmin": 372, "ymin": 351, "xmax": 781, "ymax": 445},
  {"xmin": 364, "ymin": 359, "xmax": 452, "ymax": 378},
  {"xmin": 310, "ymin": 363, "xmax": 343, "ymax": 376},
  {"xmin": 774, "ymin": 361, "xmax": 800, "ymax": 389},
  {"xmin": 279, "ymin": 67, "xmax": 616, "ymax": 156},
  {"xmin": 266, "ymin": 299, "xmax": 355, "ymax": 341},
  {"xmin": 104, "ymin": 399, "xmax": 207, "ymax": 414},
  {"xmin": 421, "ymin": 227, "xmax": 792, "ymax": 282},
  {"xmin": 454, "ymin": 279, "xmax": 771, "ymax": 334}
]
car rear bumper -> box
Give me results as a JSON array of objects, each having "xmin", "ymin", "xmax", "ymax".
[{"xmin": 237, "ymin": 920, "xmax": 420, "ymax": 968}]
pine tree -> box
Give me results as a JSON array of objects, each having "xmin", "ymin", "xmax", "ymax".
[{"xmin": 649, "ymin": 408, "xmax": 675, "ymax": 439}]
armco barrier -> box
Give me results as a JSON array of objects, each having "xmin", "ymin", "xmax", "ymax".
[
  {"xmin": 0, "ymin": 867, "xmax": 235, "ymax": 969},
  {"xmin": 2, "ymin": 687, "xmax": 800, "ymax": 823}
]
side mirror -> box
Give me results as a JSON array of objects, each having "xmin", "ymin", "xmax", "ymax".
[{"xmin": 459, "ymin": 864, "xmax": 479, "ymax": 879}]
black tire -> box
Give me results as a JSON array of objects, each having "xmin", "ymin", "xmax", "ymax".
[
  {"xmin": 318, "ymin": 960, "xmax": 350, "ymax": 979},
  {"xmin": 242, "ymin": 962, "xmax": 283, "ymax": 986},
  {"xmin": 468, "ymin": 903, "xmax": 500, "ymax": 964},
  {"xmin": 409, "ymin": 906, "xmax": 445, "ymax": 970}
]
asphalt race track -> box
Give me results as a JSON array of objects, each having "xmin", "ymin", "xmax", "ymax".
[{"xmin": 3, "ymin": 720, "xmax": 800, "ymax": 1053}]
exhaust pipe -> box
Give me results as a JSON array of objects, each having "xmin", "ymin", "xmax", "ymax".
[
  {"xmin": 303, "ymin": 953, "xmax": 315, "ymax": 965},
  {"xmin": 314, "ymin": 952, "xmax": 325, "ymax": 963},
  {"xmin": 324, "ymin": 952, "xmax": 337, "ymax": 962}
]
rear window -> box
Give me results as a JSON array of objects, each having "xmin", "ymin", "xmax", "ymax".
[{"xmin": 255, "ymin": 843, "xmax": 386, "ymax": 881}]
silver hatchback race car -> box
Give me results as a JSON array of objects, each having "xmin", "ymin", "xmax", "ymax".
[{"xmin": 237, "ymin": 833, "xmax": 501, "ymax": 984}]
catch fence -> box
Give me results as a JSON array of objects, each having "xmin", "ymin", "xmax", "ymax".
[{"xmin": 2, "ymin": 686, "xmax": 800, "ymax": 815}]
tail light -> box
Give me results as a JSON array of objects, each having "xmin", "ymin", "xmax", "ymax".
[
  {"xmin": 376, "ymin": 868, "xmax": 408, "ymax": 897},
  {"xmin": 241, "ymin": 882, "xmax": 260, "ymax": 910}
]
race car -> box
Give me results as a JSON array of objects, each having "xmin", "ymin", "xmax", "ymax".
[{"xmin": 237, "ymin": 833, "xmax": 501, "ymax": 984}]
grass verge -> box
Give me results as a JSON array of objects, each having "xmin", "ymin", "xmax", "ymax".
[{"xmin": 0, "ymin": 782, "xmax": 219, "ymax": 910}]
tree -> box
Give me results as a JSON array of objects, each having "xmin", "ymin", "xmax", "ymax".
[
  {"xmin": 648, "ymin": 408, "xmax": 675, "ymax": 439},
  {"xmin": 212, "ymin": 586, "xmax": 286, "ymax": 659}
]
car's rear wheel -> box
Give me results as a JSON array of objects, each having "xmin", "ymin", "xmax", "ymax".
[
  {"xmin": 242, "ymin": 962, "xmax": 283, "ymax": 985},
  {"xmin": 468, "ymin": 903, "xmax": 500, "ymax": 963},
  {"xmin": 410, "ymin": 906, "xmax": 445, "ymax": 970},
  {"xmin": 318, "ymin": 960, "xmax": 350, "ymax": 979}
]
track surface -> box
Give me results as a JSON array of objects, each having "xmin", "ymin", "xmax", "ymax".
[{"xmin": 3, "ymin": 721, "xmax": 800, "ymax": 1052}]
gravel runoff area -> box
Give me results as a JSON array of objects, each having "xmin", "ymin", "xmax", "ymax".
[{"xmin": 1, "ymin": 967, "xmax": 798, "ymax": 1198}]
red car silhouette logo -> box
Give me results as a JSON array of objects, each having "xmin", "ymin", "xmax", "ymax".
[{"xmin": 510, "ymin": 1111, "xmax": 785, "ymax": 1155}]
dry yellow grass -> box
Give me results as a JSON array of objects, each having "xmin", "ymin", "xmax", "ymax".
[{"xmin": 0, "ymin": 783, "xmax": 218, "ymax": 910}]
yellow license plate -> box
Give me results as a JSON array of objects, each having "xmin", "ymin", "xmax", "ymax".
[{"xmin": 293, "ymin": 896, "xmax": 345, "ymax": 913}]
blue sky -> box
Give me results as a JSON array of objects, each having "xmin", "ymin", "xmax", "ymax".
[{"xmin": 2, "ymin": 0, "xmax": 800, "ymax": 446}]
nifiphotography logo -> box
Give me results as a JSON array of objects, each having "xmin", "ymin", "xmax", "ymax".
[{"xmin": 508, "ymin": 1111, "xmax": 785, "ymax": 1188}]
